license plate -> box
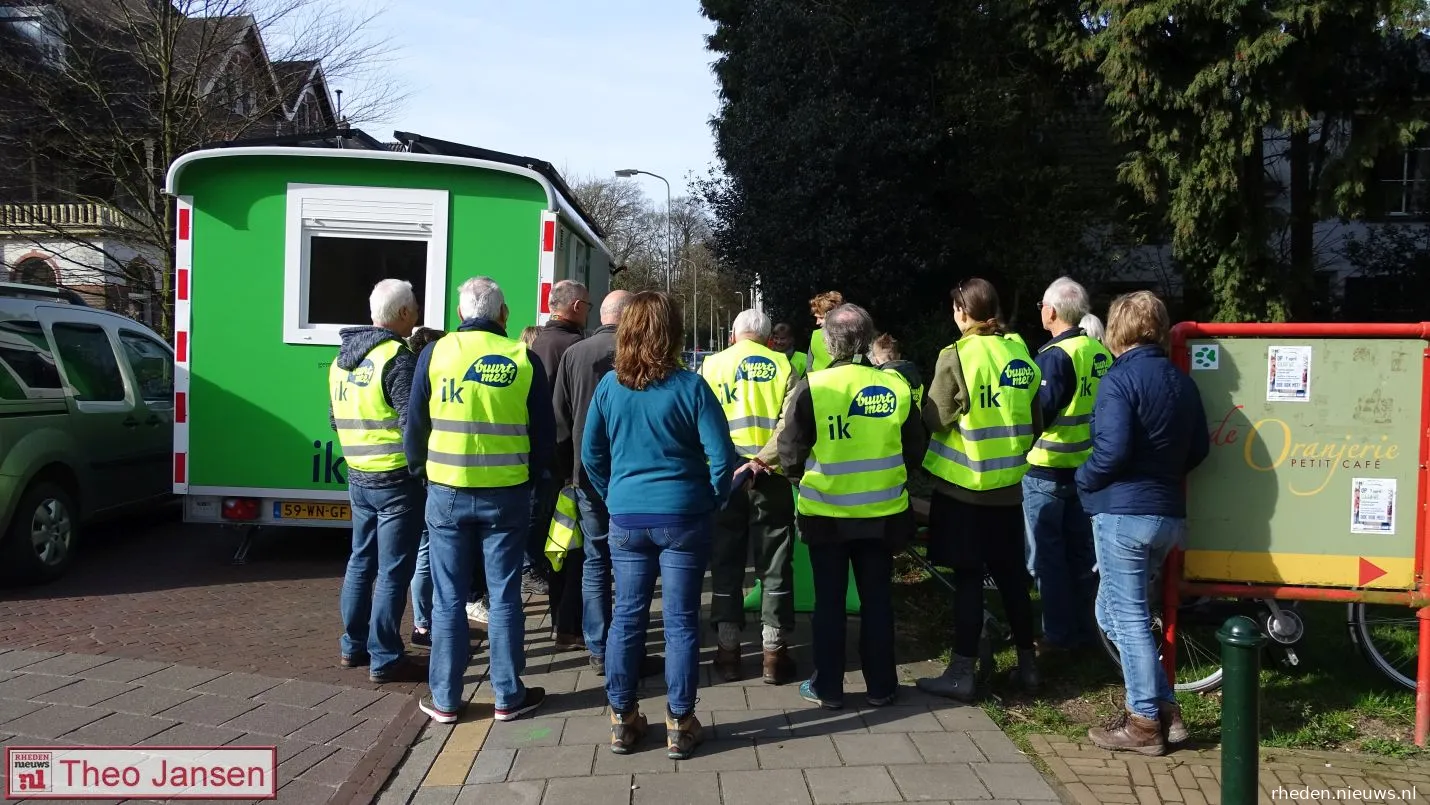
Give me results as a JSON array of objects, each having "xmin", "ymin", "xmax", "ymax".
[{"xmin": 274, "ymin": 501, "xmax": 350, "ymax": 521}]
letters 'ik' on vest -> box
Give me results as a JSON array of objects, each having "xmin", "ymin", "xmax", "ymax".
[
  {"xmin": 330, "ymin": 339, "xmax": 408, "ymax": 473},
  {"xmin": 426, "ymin": 331, "xmax": 534, "ymax": 489},
  {"xmin": 702, "ymin": 341, "xmax": 793, "ymax": 460},
  {"xmin": 797, "ymin": 364, "xmax": 911, "ymax": 519},
  {"xmin": 923, "ymin": 335, "xmax": 1042, "ymax": 491}
]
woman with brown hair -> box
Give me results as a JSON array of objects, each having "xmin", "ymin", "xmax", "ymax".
[
  {"xmin": 582, "ymin": 291, "xmax": 738, "ymax": 759},
  {"xmin": 806, "ymin": 290, "xmax": 845, "ymax": 373},
  {"xmin": 915, "ymin": 278, "xmax": 1044, "ymax": 702}
]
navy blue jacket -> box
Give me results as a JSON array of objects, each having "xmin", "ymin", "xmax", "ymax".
[
  {"xmin": 1028, "ymin": 327, "xmax": 1083, "ymax": 483},
  {"xmin": 1075, "ymin": 345, "xmax": 1209, "ymax": 517},
  {"xmin": 404, "ymin": 318, "xmax": 555, "ymax": 483}
]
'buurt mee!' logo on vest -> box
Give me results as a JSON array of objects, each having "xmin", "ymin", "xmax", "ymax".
[
  {"xmin": 464, "ymin": 355, "xmax": 519, "ymax": 387},
  {"xmin": 347, "ymin": 359, "xmax": 375, "ymax": 387},
  {"xmin": 1091, "ymin": 352, "xmax": 1111, "ymax": 379},
  {"xmin": 847, "ymin": 385, "xmax": 898, "ymax": 418},
  {"xmin": 735, "ymin": 355, "xmax": 778, "ymax": 382},
  {"xmin": 999, "ymin": 359, "xmax": 1036, "ymax": 390}
]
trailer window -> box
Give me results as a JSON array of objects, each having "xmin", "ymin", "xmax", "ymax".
[{"xmin": 283, "ymin": 184, "xmax": 450, "ymax": 346}]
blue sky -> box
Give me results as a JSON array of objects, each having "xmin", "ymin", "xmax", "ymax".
[{"xmin": 373, "ymin": 1, "xmax": 719, "ymax": 200}]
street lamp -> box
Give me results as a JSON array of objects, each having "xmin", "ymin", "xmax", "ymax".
[
  {"xmin": 676, "ymin": 255, "xmax": 700, "ymax": 354},
  {"xmin": 614, "ymin": 168, "xmax": 672, "ymax": 293}
]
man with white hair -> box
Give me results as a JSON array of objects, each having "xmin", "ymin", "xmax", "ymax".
[
  {"xmin": 329, "ymin": 278, "xmax": 424, "ymax": 684},
  {"xmin": 1025, "ymin": 276, "xmax": 1113, "ymax": 656},
  {"xmin": 404, "ymin": 276, "xmax": 555, "ymax": 725},
  {"xmin": 699, "ymin": 308, "xmax": 800, "ymax": 684}
]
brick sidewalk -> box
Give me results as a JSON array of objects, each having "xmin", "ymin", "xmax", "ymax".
[{"xmin": 1026, "ymin": 733, "xmax": 1430, "ymax": 805}]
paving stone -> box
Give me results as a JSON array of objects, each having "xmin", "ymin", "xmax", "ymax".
[
  {"xmin": 539, "ymin": 773, "xmax": 632, "ymax": 805},
  {"xmin": 230, "ymin": 733, "xmax": 316, "ymax": 763},
  {"xmin": 522, "ymin": 670, "xmax": 581, "ymax": 694},
  {"xmin": 312, "ymin": 687, "xmax": 388, "ymax": 716},
  {"xmin": 224, "ymin": 702, "xmax": 325, "ymax": 737},
  {"xmin": 0, "ymin": 672, "xmax": 79, "ymax": 699},
  {"xmin": 355, "ymin": 691, "xmax": 410, "ymax": 720},
  {"xmin": 298, "ymin": 746, "xmax": 364, "ymax": 785},
  {"xmin": 890, "ymin": 763, "xmax": 990, "ymax": 802},
  {"xmin": 786, "ymin": 707, "xmax": 869, "ymax": 736},
  {"xmin": 273, "ymin": 777, "xmax": 335, "ymax": 804},
  {"xmin": 66, "ymin": 712, "xmax": 178, "ymax": 744},
  {"xmin": 453, "ymin": 780, "xmax": 544, "ymax": 805},
  {"xmin": 2, "ymin": 703, "xmax": 110, "ymax": 738},
  {"xmin": 507, "ymin": 745, "xmax": 595, "ymax": 781},
  {"xmin": 833, "ymin": 733, "xmax": 924, "ymax": 765},
  {"xmin": 558, "ymin": 715, "xmax": 616, "ymax": 746},
  {"xmin": 11, "ymin": 653, "xmax": 112, "ymax": 676},
  {"xmin": 676, "ymin": 740, "xmax": 761, "ymax": 772},
  {"xmin": 155, "ymin": 694, "xmax": 260, "ymax": 725},
  {"xmin": 861, "ymin": 706, "xmax": 945, "ymax": 733},
  {"xmin": 35, "ymin": 679, "xmax": 139, "ymax": 707},
  {"xmin": 714, "ymin": 709, "xmax": 788, "ymax": 740},
  {"xmin": 135, "ymin": 665, "xmax": 227, "ymax": 691},
  {"xmin": 290, "ymin": 712, "xmax": 367, "ymax": 744},
  {"xmin": 592, "ymin": 744, "xmax": 675, "ymax": 775},
  {"xmin": 0, "ymin": 650, "xmax": 59, "ymax": 671},
  {"xmin": 484, "ymin": 718, "xmax": 563, "ymax": 749},
  {"xmin": 191, "ymin": 672, "xmax": 286, "ymax": 699},
  {"xmin": 689, "ymin": 685, "xmax": 749, "ymax": 710},
  {"xmin": 254, "ymin": 679, "xmax": 346, "ymax": 709},
  {"xmin": 99, "ymin": 686, "xmax": 199, "ymax": 716},
  {"xmin": 409, "ymin": 787, "xmax": 461, "ymax": 805},
  {"xmin": 0, "ymin": 697, "xmax": 44, "ymax": 724},
  {"xmin": 328, "ymin": 718, "xmax": 390, "ymax": 751},
  {"xmin": 932, "ymin": 706, "xmax": 1002, "ymax": 732},
  {"xmin": 78, "ymin": 658, "xmax": 171, "ymax": 683},
  {"xmin": 972, "ymin": 761, "xmax": 1060, "ymax": 800},
  {"xmin": 910, "ymin": 732, "xmax": 990, "ymax": 764},
  {"xmin": 755, "ymin": 735, "xmax": 842, "ymax": 770},
  {"xmin": 465, "ymin": 748, "xmax": 516, "ymax": 784},
  {"xmin": 720, "ymin": 768, "xmax": 813, "ymax": 805},
  {"xmin": 804, "ymin": 764, "xmax": 903, "ymax": 804},
  {"xmin": 744, "ymin": 684, "xmax": 805, "ymax": 710},
  {"xmin": 970, "ymin": 729, "xmax": 1027, "ymax": 762},
  {"xmin": 141, "ymin": 721, "xmax": 247, "ymax": 747},
  {"xmin": 634, "ymin": 770, "xmax": 720, "ymax": 805}
]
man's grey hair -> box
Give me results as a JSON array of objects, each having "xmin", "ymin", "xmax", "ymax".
[
  {"xmin": 548, "ymin": 280, "xmax": 587, "ymax": 313},
  {"xmin": 458, "ymin": 276, "xmax": 505, "ymax": 320},
  {"xmin": 732, "ymin": 308, "xmax": 771, "ymax": 341},
  {"xmin": 1079, "ymin": 313, "xmax": 1106, "ymax": 341},
  {"xmin": 599, "ymin": 290, "xmax": 632, "ymax": 324},
  {"xmin": 369, "ymin": 278, "xmax": 416, "ymax": 326},
  {"xmin": 1042, "ymin": 276, "xmax": 1090, "ymax": 325},
  {"xmin": 822, "ymin": 304, "xmax": 875, "ymax": 362}
]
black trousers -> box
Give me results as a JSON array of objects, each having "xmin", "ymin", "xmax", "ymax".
[{"xmin": 927, "ymin": 491, "xmax": 1037, "ymax": 658}]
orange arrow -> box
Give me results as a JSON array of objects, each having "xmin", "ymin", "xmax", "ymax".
[{"xmin": 1359, "ymin": 558, "xmax": 1388, "ymax": 587}]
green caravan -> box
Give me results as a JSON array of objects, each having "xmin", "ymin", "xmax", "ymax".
[{"xmin": 163, "ymin": 130, "xmax": 613, "ymax": 531}]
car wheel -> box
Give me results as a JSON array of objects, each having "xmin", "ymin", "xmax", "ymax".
[{"xmin": 1, "ymin": 481, "xmax": 78, "ymax": 585}]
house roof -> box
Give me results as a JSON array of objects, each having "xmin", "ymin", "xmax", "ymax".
[{"xmin": 196, "ymin": 125, "xmax": 387, "ymax": 151}]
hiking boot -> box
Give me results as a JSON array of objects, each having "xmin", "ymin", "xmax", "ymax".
[
  {"xmin": 553, "ymin": 633, "xmax": 584, "ymax": 652},
  {"xmin": 610, "ymin": 708, "xmax": 648, "ymax": 754},
  {"xmin": 762, "ymin": 646, "xmax": 796, "ymax": 686},
  {"xmin": 916, "ymin": 654, "xmax": 977, "ymax": 702},
  {"xmin": 1159, "ymin": 700, "xmax": 1189, "ymax": 744},
  {"xmin": 665, "ymin": 709, "xmax": 705, "ymax": 760},
  {"xmin": 1088, "ymin": 711, "xmax": 1166, "ymax": 756},
  {"xmin": 339, "ymin": 652, "xmax": 369, "ymax": 669},
  {"xmin": 1008, "ymin": 648, "xmax": 1041, "ymax": 694},
  {"xmin": 714, "ymin": 645, "xmax": 741, "ymax": 682}
]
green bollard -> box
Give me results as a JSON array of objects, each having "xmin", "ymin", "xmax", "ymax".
[{"xmin": 1217, "ymin": 615, "xmax": 1267, "ymax": 805}]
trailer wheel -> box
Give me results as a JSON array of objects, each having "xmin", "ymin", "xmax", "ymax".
[{"xmin": 1, "ymin": 481, "xmax": 79, "ymax": 585}]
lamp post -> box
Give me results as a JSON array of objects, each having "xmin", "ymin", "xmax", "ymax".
[
  {"xmin": 735, "ymin": 290, "xmax": 745, "ymax": 311},
  {"xmin": 614, "ymin": 168, "xmax": 673, "ymax": 292},
  {"xmin": 676, "ymin": 256, "xmax": 700, "ymax": 355}
]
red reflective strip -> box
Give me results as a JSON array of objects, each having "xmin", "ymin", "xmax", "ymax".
[
  {"xmin": 540, "ymin": 282, "xmax": 552, "ymax": 314},
  {"xmin": 542, "ymin": 220, "xmax": 555, "ymax": 252},
  {"xmin": 173, "ymin": 452, "xmax": 186, "ymax": 484},
  {"xmin": 178, "ymin": 208, "xmax": 190, "ymax": 241},
  {"xmin": 177, "ymin": 268, "xmax": 189, "ymax": 301},
  {"xmin": 175, "ymin": 331, "xmax": 188, "ymax": 362},
  {"xmin": 175, "ymin": 391, "xmax": 187, "ymax": 423}
]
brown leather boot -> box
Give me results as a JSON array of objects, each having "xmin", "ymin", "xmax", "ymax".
[
  {"xmin": 761, "ymin": 646, "xmax": 796, "ymax": 685},
  {"xmin": 1088, "ymin": 711, "xmax": 1166, "ymax": 756},
  {"xmin": 714, "ymin": 645, "xmax": 741, "ymax": 682},
  {"xmin": 609, "ymin": 707, "xmax": 648, "ymax": 755},
  {"xmin": 1159, "ymin": 701, "xmax": 1188, "ymax": 744}
]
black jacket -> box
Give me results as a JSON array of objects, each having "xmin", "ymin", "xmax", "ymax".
[
  {"xmin": 328, "ymin": 326, "xmax": 416, "ymax": 489},
  {"xmin": 552, "ymin": 324, "xmax": 617, "ymax": 488},
  {"xmin": 530, "ymin": 317, "xmax": 585, "ymax": 388}
]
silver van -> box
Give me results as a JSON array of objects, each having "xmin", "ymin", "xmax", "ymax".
[{"xmin": 0, "ymin": 282, "xmax": 175, "ymax": 584}]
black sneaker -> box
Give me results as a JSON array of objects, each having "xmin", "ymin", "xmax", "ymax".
[
  {"xmin": 419, "ymin": 696, "xmax": 463, "ymax": 724},
  {"xmin": 411, "ymin": 629, "xmax": 431, "ymax": 648},
  {"xmin": 495, "ymin": 687, "xmax": 546, "ymax": 722},
  {"xmin": 521, "ymin": 568, "xmax": 550, "ymax": 596},
  {"xmin": 370, "ymin": 656, "xmax": 427, "ymax": 684}
]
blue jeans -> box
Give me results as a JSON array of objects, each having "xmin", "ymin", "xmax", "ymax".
[
  {"xmin": 1092, "ymin": 513, "xmax": 1185, "ymax": 720},
  {"xmin": 1022, "ymin": 475, "xmax": 1098, "ymax": 648},
  {"xmin": 340, "ymin": 479, "xmax": 423, "ymax": 672},
  {"xmin": 606, "ymin": 519, "xmax": 712, "ymax": 717},
  {"xmin": 577, "ymin": 488, "xmax": 613, "ymax": 658},
  {"xmin": 426, "ymin": 482, "xmax": 531, "ymax": 712},
  {"xmin": 808, "ymin": 538, "xmax": 897, "ymax": 703},
  {"xmin": 411, "ymin": 528, "xmax": 432, "ymax": 630}
]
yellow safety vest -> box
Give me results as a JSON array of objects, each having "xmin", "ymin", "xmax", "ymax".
[
  {"xmin": 808, "ymin": 329, "xmax": 832, "ymax": 373},
  {"xmin": 545, "ymin": 485, "xmax": 582, "ymax": 571},
  {"xmin": 790, "ymin": 351, "xmax": 808, "ymax": 380},
  {"xmin": 881, "ymin": 366, "xmax": 924, "ymax": 410},
  {"xmin": 1028, "ymin": 335, "xmax": 1112, "ymax": 468},
  {"xmin": 700, "ymin": 339, "xmax": 793, "ymax": 461},
  {"xmin": 796, "ymin": 363, "xmax": 911, "ymax": 518},
  {"xmin": 329, "ymin": 339, "xmax": 408, "ymax": 473},
  {"xmin": 922, "ymin": 334, "xmax": 1041, "ymax": 491},
  {"xmin": 1005, "ymin": 332, "xmax": 1029, "ymax": 351},
  {"xmin": 425, "ymin": 330, "xmax": 534, "ymax": 488}
]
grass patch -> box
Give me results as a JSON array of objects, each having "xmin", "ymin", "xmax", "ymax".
[{"xmin": 891, "ymin": 558, "xmax": 1418, "ymax": 757}]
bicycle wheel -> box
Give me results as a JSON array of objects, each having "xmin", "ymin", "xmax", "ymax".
[
  {"xmin": 1347, "ymin": 602, "xmax": 1418, "ymax": 691},
  {"xmin": 1098, "ymin": 598, "xmax": 1228, "ymax": 694}
]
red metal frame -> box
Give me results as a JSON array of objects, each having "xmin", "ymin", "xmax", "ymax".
[{"xmin": 1168, "ymin": 322, "xmax": 1430, "ymax": 745}]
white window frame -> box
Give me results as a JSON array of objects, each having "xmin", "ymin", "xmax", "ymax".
[{"xmin": 282, "ymin": 183, "xmax": 450, "ymax": 346}]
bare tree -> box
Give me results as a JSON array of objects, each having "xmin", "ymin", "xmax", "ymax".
[{"xmin": 0, "ymin": 0, "xmax": 405, "ymax": 337}]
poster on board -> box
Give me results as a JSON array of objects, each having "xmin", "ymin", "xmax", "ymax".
[
  {"xmin": 1351, "ymin": 478, "xmax": 1396, "ymax": 535},
  {"xmin": 1267, "ymin": 345, "xmax": 1312, "ymax": 402}
]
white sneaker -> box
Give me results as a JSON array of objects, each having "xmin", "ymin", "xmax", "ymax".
[{"xmin": 466, "ymin": 597, "xmax": 489, "ymax": 624}]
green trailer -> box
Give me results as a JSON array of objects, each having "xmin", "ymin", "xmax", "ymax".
[{"xmin": 162, "ymin": 131, "xmax": 612, "ymax": 546}]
